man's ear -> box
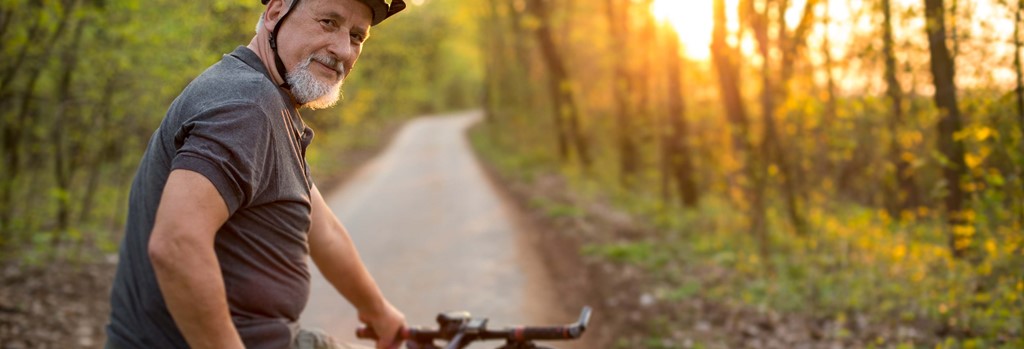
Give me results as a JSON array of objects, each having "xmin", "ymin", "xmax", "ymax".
[{"xmin": 262, "ymin": 0, "xmax": 288, "ymax": 32}]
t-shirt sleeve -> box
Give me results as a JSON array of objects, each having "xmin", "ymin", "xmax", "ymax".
[{"xmin": 170, "ymin": 102, "xmax": 272, "ymax": 215}]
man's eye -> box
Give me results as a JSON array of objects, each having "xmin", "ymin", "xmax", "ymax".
[
  {"xmin": 351, "ymin": 33, "xmax": 365, "ymax": 43},
  {"xmin": 320, "ymin": 19, "xmax": 336, "ymax": 28}
]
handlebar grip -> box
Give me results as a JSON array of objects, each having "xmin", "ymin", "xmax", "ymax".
[{"xmin": 515, "ymin": 327, "xmax": 574, "ymax": 340}]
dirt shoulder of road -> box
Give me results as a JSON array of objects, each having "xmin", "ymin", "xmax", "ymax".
[
  {"xmin": 476, "ymin": 168, "xmax": 660, "ymax": 348},
  {"xmin": 0, "ymin": 257, "xmax": 116, "ymax": 348}
]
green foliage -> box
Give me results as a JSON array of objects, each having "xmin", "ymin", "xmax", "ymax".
[
  {"xmin": 529, "ymin": 197, "xmax": 584, "ymax": 218},
  {"xmin": 0, "ymin": 0, "xmax": 482, "ymax": 261},
  {"xmin": 472, "ymin": 0, "xmax": 1024, "ymax": 346},
  {"xmin": 666, "ymin": 280, "xmax": 702, "ymax": 301},
  {"xmin": 0, "ymin": 0, "xmax": 267, "ymax": 258},
  {"xmin": 582, "ymin": 241, "xmax": 656, "ymax": 265}
]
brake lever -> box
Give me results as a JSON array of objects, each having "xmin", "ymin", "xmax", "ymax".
[{"xmin": 444, "ymin": 332, "xmax": 468, "ymax": 349}]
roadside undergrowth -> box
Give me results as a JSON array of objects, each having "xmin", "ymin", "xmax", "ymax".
[{"xmin": 469, "ymin": 121, "xmax": 1024, "ymax": 349}]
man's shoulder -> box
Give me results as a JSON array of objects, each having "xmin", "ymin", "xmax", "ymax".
[
  {"xmin": 160, "ymin": 70, "xmax": 283, "ymax": 145},
  {"xmin": 187, "ymin": 54, "xmax": 280, "ymax": 104},
  {"xmin": 159, "ymin": 49, "xmax": 294, "ymax": 144}
]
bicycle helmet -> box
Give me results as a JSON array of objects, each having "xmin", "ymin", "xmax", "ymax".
[
  {"xmin": 260, "ymin": 0, "xmax": 406, "ymax": 89},
  {"xmin": 259, "ymin": 0, "xmax": 405, "ymax": 26}
]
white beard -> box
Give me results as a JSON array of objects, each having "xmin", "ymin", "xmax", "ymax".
[{"xmin": 287, "ymin": 53, "xmax": 344, "ymax": 110}]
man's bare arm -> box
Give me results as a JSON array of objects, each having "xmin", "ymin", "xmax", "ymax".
[
  {"xmin": 148, "ymin": 169, "xmax": 244, "ymax": 349},
  {"xmin": 307, "ymin": 184, "xmax": 405, "ymax": 349}
]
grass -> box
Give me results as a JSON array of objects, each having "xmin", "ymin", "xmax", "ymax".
[{"xmin": 603, "ymin": 189, "xmax": 1023, "ymax": 347}]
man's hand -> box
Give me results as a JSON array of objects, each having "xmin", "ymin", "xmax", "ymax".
[
  {"xmin": 148, "ymin": 169, "xmax": 244, "ymax": 349},
  {"xmin": 358, "ymin": 300, "xmax": 406, "ymax": 349}
]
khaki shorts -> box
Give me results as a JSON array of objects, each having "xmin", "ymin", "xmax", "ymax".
[{"xmin": 293, "ymin": 328, "xmax": 374, "ymax": 349}]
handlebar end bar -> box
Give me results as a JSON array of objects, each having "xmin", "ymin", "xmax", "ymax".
[{"xmin": 570, "ymin": 306, "xmax": 592, "ymax": 338}]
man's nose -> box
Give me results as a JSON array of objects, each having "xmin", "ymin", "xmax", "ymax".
[{"xmin": 326, "ymin": 38, "xmax": 354, "ymax": 73}]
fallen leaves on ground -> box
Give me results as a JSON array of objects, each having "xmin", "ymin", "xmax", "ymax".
[{"xmin": 0, "ymin": 258, "xmax": 115, "ymax": 349}]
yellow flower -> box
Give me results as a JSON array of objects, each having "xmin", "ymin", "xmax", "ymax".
[
  {"xmin": 952, "ymin": 224, "xmax": 975, "ymax": 237},
  {"xmin": 965, "ymin": 153, "xmax": 983, "ymax": 169},
  {"xmin": 901, "ymin": 151, "xmax": 915, "ymax": 163},
  {"xmin": 878, "ymin": 209, "xmax": 892, "ymax": 224},
  {"xmin": 974, "ymin": 126, "xmax": 993, "ymax": 141},
  {"xmin": 893, "ymin": 244, "xmax": 907, "ymax": 261}
]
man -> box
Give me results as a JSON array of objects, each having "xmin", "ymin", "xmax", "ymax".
[{"xmin": 105, "ymin": 0, "xmax": 407, "ymax": 348}]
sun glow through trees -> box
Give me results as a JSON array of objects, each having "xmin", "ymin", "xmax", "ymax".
[{"xmin": 651, "ymin": 0, "xmax": 715, "ymax": 60}]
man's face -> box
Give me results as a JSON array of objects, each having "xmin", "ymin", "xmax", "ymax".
[{"xmin": 266, "ymin": 0, "xmax": 373, "ymax": 109}]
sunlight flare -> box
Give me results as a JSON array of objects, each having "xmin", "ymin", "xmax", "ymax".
[{"xmin": 651, "ymin": 0, "xmax": 714, "ymax": 59}]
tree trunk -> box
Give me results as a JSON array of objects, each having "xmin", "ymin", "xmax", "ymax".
[
  {"xmin": 822, "ymin": 0, "xmax": 838, "ymax": 125},
  {"xmin": 483, "ymin": 0, "xmax": 506, "ymax": 121},
  {"xmin": 882, "ymin": 0, "xmax": 918, "ymax": 216},
  {"xmin": 78, "ymin": 77, "xmax": 117, "ymax": 226},
  {"xmin": 502, "ymin": 0, "xmax": 535, "ymax": 86},
  {"xmin": 1016, "ymin": 0, "xmax": 1023, "ymax": 131},
  {"xmin": 497, "ymin": 0, "xmax": 538, "ymax": 141},
  {"xmin": 950, "ymin": 0, "xmax": 959, "ymax": 60},
  {"xmin": 525, "ymin": 0, "xmax": 591, "ymax": 167},
  {"xmin": 604, "ymin": 0, "xmax": 639, "ymax": 187},
  {"xmin": 712, "ymin": 0, "xmax": 768, "ymax": 253},
  {"xmin": 819, "ymin": 0, "xmax": 838, "ymax": 190},
  {"xmin": 714, "ymin": 0, "xmax": 753, "ymax": 155},
  {"xmin": 1015, "ymin": 0, "xmax": 1024, "ymax": 225},
  {"xmin": 2, "ymin": 0, "xmax": 76, "ymax": 97},
  {"xmin": 780, "ymin": 0, "xmax": 821, "ymax": 84},
  {"xmin": 0, "ymin": 5, "xmax": 15, "ymax": 48},
  {"xmin": 0, "ymin": 11, "xmax": 44, "ymax": 95},
  {"xmin": 2, "ymin": 65, "xmax": 43, "ymax": 241},
  {"xmin": 745, "ymin": 0, "xmax": 815, "ymax": 236},
  {"xmin": 52, "ymin": 16, "xmax": 86, "ymax": 249},
  {"xmin": 664, "ymin": 27, "xmax": 699, "ymax": 207},
  {"xmin": 923, "ymin": 0, "xmax": 969, "ymax": 258},
  {"xmin": 1, "ymin": 0, "xmax": 79, "ymax": 241},
  {"xmin": 635, "ymin": 1, "xmax": 655, "ymax": 122},
  {"xmin": 0, "ymin": 12, "xmax": 43, "ymax": 202}
]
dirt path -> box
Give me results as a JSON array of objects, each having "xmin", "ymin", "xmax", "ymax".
[{"xmin": 299, "ymin": 111, "xmax": 586, "ymax": 348}]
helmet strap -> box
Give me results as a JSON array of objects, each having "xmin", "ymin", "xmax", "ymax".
[{"xmin": 269, "ymin": 0, "xmax": 300, "ymax": 89}]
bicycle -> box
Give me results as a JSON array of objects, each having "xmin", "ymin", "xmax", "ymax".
[{"xmin": 356, "ymin": 306, "xmax": 592, "ymax": 349}]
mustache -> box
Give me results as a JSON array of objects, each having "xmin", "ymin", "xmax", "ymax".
[{"xmin": 308, "ymin": 53, "xmax": 344, "ymax": 76}]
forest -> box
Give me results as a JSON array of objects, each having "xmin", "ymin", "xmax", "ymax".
[
  {"xmin": 472, "ymin": 0, "xmax": 1023, "ymax": 347},
  {"xmin": 1, "ymin": 0, "xmax": 1023, "ymax": 347}
]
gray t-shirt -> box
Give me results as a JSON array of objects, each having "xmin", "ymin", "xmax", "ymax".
[{"xmin": 107, "ymin": 46, "xmax": 316, "ymax": 349}]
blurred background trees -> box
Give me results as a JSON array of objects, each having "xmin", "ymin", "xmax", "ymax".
[
  {"xmin": 0, "ymin": 0, "xmax": 483, "ymax": 260},
  {"xmin": 1, "ymin": 0, "xmax": 1022, "ymax": 345},
  {"xmin": 474, "ymin": 0, "xmax": 1023, "ymax": 345}
]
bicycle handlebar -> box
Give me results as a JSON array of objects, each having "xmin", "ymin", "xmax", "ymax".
[{"xmin": 356, "ymin": 306, "xmax": 591, "ymax": 347}]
